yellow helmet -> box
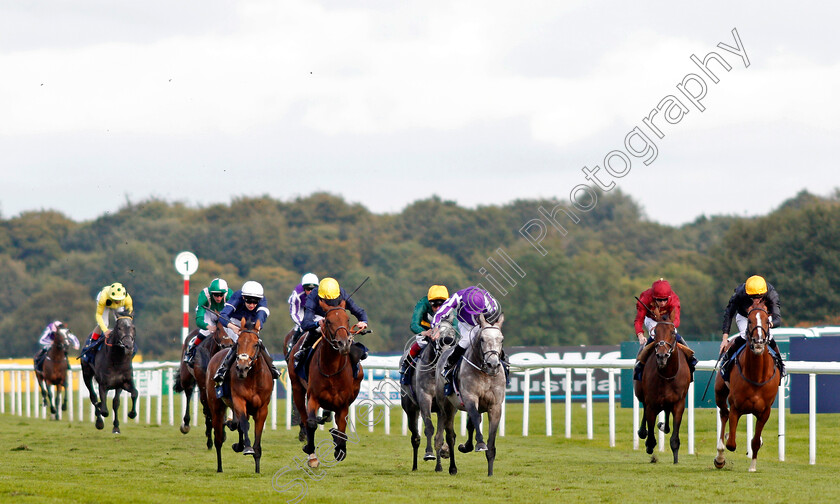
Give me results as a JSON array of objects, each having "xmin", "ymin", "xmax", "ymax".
[
  {"xmin": 108, "ymin": 282, "xmax": 127, "ymax": 301},
  {"xmin": 427, "ymin": 285, "xmax": 449, "ymax": 301},
  {"xmin": 745, "ymin": 275, "xmax": 767, "ymax": 296},
  {"xmin": 318, "ymin": 278, "xmax": 341, "ymax": 300}
]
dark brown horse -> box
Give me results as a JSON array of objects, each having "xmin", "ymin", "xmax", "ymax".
[
  {"xmin": 35, "ymin": 327, "xmax": 70, "ymax": 420},
  {"xmin": 81, "ymin": 312, "xmax": 138, "ymax": 434},
  {"xmin": 287, "ymin": 300, "xmax": 364, "ymax": 469},
  {"xmin": 206, "ymin": 319, "xmax": 273, "ymax": 473},
  {"xmin": 633, "ymin": 308, "xmax": 691, "ymax": 463},
  {"xmin": 714, "ymin": 298, "xmax": 780, "ymax": 472},
  {"xmin": 282, "ymin": 327, "xmax": 305, "ymax": 440},
  {"xmin": 173, "ymin": 324, "xmax": 234, "ymax": 446}
]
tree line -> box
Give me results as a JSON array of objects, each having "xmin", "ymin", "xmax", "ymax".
[{"xmin": 1, "ymin": 189, "xmax": 837, "ymax": 360}]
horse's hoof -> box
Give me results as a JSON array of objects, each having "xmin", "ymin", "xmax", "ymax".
[
  {"xmin": 112, "ymin": 427, "xmax": 121, "ymax": 434},
  {"xmin": 435, "ymin": 464, "xmax": 443, "ymax": 472},
  {"xmin": 225, "ymin": 420, "xmax": 238, "ymax": 431},
  {"xmin": 232, "ymin": 443, "xmax": 243, "ymax": 453},
  {"xmin": 95, "ymin": 418, "xmax": 104, "ymax": 430},
  {"xmin": 424, "ymin": 452, "xmax": 436, "ymax": 461},
  {"xmin": 714, "ymin": 458, "xmax": 726, "ymax": 469},
  {"xmin": 334, "ymin": 448, "xmax": 346, "ymax": 462},
  {"xmin": 308, "ymin": 454, "xmax": 320, "ymax": 468},
  {"xmin": 650, "ymin": 455, "xmax": 657, "ymax": 463},
  {"xmin": 657, "ymin": 422, "xmax": 669, "ymax": 434},
  {"xmin": 298, "ymin": 430, "xmax": 306, "ymax": 442},
  {"xmin": 100, "ymin": 409, "xmax": 109, "ymax": 418},
  {"xmin": 62, "ymin": 404, "xmax": 67, "ymax": 411},
  {"xmin": 441, "ymin": 446, "xmax": 450, "ymax": 459},
  {"xmin": 50, "ymin": 407, "xmax": 56, "ymax": 415},
  {"xmin": 449, "ymin": 466, "xmax": 458, "ymax": 476},
  {"xmin": 243, "ymin": 446, "xmax": 255, "ymax": 456},
  {"xmin": 475, "ymin": 442, "xmax": 488, "ymax": 452},
  {"xmin": 180, "ymin": 424, "xmax": 191, "ymax": 434},
  {"xmin": 637, "ymin": 428, "xmax": 647, "ymax": 439},
  {"xmin": 726, "ymin": 444, "xmax": 736, "ymax": 453},
  {"xmin": 458, "ymin": 443, "xmax": 472, "ymax": 453},
  {"xmin": 127, "ymin": 411, "xmax": 137, "ymax": 420},
  {"xmin": 206, "ymin": 439, "xmax": 212, "ymax": 450}
]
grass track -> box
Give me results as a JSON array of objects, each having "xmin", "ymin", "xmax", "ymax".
[{"xmin": 1, "ymin": 400, "xmax": 840, "ymax": 503}]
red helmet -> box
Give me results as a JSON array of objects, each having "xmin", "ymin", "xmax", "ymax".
[{"xmin": 651, "ymin": 279, "xmax": 672, "ymax": 299}]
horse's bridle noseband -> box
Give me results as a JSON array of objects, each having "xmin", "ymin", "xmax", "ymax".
[
  {"xmin": 322, "ymin": 306, "xmax": 354, "ymax": 351},
  {"xmin": 746, "ymin": 306, "xmax": 770, "ymax": 350},
  {"xmin": 235, "ymin": 328, "xmax": 261, "ymax": 374},
  {"xmin": 108, "ymin": 316, "xmax": 134, "ymax": 350},
  {"xmin": 465, "ymin": 326, "xmax": 503, "ymax": 376}
]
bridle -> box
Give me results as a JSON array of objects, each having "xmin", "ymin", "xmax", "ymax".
[
  {"xmin": 235, "ymin": 327, "xmax": 261, "ymax": 376},
  {"xmin": 652, "ymin": 320, "xmax": 680, "ymax": 380},
  {"xmin": 107, "ymin": 315, "xmax": 135, "ymax": 350},
  {"xmin": 746, "ymin": 306, "xmax": 770, "ymax": 351},
  {"xmin": 321, "ymin": 306, "xmax": 354, "ymax": 352},
  {"xmin": 463, "ymin": 325, "xmax": 503, "ymax": 376}
]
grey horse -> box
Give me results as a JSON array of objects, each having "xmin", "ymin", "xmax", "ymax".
[
  {"xmin": 435, "ymin": 313, "xmax": 505, "ymax": 476},
  {"xmin": 400, "ymin": 312, "xmax": 457, "ymax": 471}
]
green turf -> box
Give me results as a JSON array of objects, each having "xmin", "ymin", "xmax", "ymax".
[{"xmin": 1, "ymin": 399, "xmax": 839, "ymax": 503}]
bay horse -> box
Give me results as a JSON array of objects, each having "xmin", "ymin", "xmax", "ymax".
[
  {"xmin": 206, "ymin": 319, "xmax": 273, "ymax": 473},
  {"xmin": 714, "ymin": 298, "xmax": 781, "ymax": 472},
  {"xmin": 633, "ymin": 309, "xmax": 690, "ymax": 463},
  {"xmin": 81, "ymin": 311, "xmax": 138, "ymax": 433},
  {"xmin": 173, "ymin": 323, "xmax": 234, "ymax": 445},
  {"xmin": 287, "ymin": 300, "xmax": 365, "ymax": 469},
  {"xmin": 435, "ymin": 313, "xmax": 506, "ymax": 476},
  {"xmin": 401, "ymin": 312, "xmax": 457, "ymax": 471},
  {"xmin": 35, "ymin": 327, "xmax": 70, "ymax": 420}
]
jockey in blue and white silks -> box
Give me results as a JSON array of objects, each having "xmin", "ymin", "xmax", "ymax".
[{"xmin": 433, "ymin": 286, "xmax": 502, "ymax": 381}]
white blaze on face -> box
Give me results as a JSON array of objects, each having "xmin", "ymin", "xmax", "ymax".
[{"xmin": 754, "ymin": 311, "xmax": 764, "ymax": 341}]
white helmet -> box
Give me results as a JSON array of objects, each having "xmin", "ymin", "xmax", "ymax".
[
  {"xmin": 240, "ymin": 281, "xmax": 264, "ymax": 299},
  {"xmin": 301, "ymin": 273, "xmax": 319, "ymax": 288}
]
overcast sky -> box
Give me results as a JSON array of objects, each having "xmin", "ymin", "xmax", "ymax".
[{"xmin": 2, "ymin": 0, "xmax": 837, "ymax": 227}]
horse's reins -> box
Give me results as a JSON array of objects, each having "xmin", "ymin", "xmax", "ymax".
[
  {"xmin": 105, "ymin": 315, "xmax": 134, "ymax": 349},
  {"xmin": 235, "ymin": 328, "xmax": 261, "ymax": 373},
  {"xmin": 461, "ymin": 325, "xmax": 502, "ymax": 376},
  {"xmin": 652, "ymin": 321, "xmax": 682, "ymax": 381},
  {"xmin": 315, "ymin": 306, "xmax": 359, "ymax": 378},
  {"xmin": 735, "ymin": 306, "xmax": 778, "ymax": 387}
]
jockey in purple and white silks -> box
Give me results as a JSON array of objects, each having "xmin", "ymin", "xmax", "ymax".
[
  {"xmin": 433, "ymin": 286, "xmax": 503, "ymax": 384},
  {"xmin": 287, "ymin": 272, "xmax": 319, "ymax": 351},
  {"xmin": 35, "ymin": 321, "xmax": 80, "ymax": 372}
]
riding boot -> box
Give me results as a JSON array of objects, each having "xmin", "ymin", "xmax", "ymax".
[
  {"xmin": 720, "ymin": 337, "xmax": 745, "ymax": 382},
  {"xmin": 213, "ymin": 344, "xmax": 238, "ymax": 386},
  {"xmin": 183, "ymin": 335, "xmax": 200, "ymax": 367},
  {"xmin": 293, "ymin": 330, "xmax": 318, "ymax": 369},
  {"xmin": 769, "ymin": 339, "xmax": 785, "ymax": 377},
  {"xmin": 34, "ymin": 348, "xmax": 47, "ymax": 372},
  {"xmin": 79, "ymin": 332, "xmax": 100, "ymax": 365},
  {"xmin": 259, "ymin": 343, "xmax": 281, "ymax": 379},
  {"xmin": 399, "ymin": 355, "xmax": 415, "ymax": 385},
  {"xmin": 633, "ymin": 360, "xmax": 645, "ymax": 381},
  {"xmin": 500, "ymin": 349, "xmax": 510, "ymax": 386}
]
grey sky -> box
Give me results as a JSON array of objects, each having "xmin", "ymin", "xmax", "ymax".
[{"xmin": 2, "ymin": 1, "xmax": 837, "ymax": 226}]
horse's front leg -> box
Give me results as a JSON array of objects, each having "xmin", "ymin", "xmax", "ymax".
[
  {"xmin": 111, "ymin": 390, "xmax": 121, "ymax": 434},
  {"xmin": 462, "ymin": 399, "xmax": 484, "ymax": 452},
  {"xmin": 459, "ymin": 416, "xmax": 476, "ymax": 453},
  {"xmin": 231, "ymin": 396, "xmax": 251, "ymax": 454},
  {"xmin": 637, "ymin": 405, "xmax": 648, "ymax": 440},
  {"xmin": 61, "ymin": 383, "xmax": 68, "ymax": 412},
  {"xmin": 485, "ymin": 403, "xmax": 502, "ymax": 476},
  {"xmin": 726, "ymin": 407, "xmax": 741, "ymax": 453},
  {"xmin": 749, "ymin": 407, "xmax": 772, "ymax": 472},
  {"xmin": 126, "ymin": 379, "xmax": 139, "ymax": 420},
  {"xmin": 303, "ymin": 395, "xmax": 320, "ymax": 467},
  {"xmin": 251, "ymin": 405, "xmax": 269, "ymax": 474},
  {"xmin": 331, "ymin": 407, "xmax": 350, "ymax": 463},
  {"xmin": 97, "ymin": 381, "xmax": 109, "ymax": 418},
  {"xmin": 442, "ymin": 401, "xmax": 458, "ymax": 476},
  {"xmin": 714, "ymin": 381, "xmax": 730, "ymax": 469},
  {"xmin": 36, "ymin": 376, "xmax": 50, "ymax": 410},
  {"xmin": 417, "ymin": 397, "xmax": 436, "ymax": 462},
  {"xmin": 670, "ymin": 402, "xmax": 685, "ymax": 464},
  {"xmin": 180, "ymin": 382, "xmax": 193, "ymax": 434},
  {"xmin": 644, "ymin": 408, "xmax": 658, "ymax": 461}
]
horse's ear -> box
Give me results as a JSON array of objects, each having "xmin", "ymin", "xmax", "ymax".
[
  {"xmin": 240, "ymin": 317, "xmax": 246, "ymax": 328},
  {"xmin": 339, "ymin": 300, "xmax": 346, "ymax": 309},
  {"xmin": 495, "ymin": 313, "xmax": 504, "ymax": 328},
  {"xmin": 478, "ymin": 314, "xmax": 488, "ymax": 328},
  {"xmin": 445, "ymin": 310, "xmax": 456, "ymax": 323},
  {"xmin": 319, "ymin": 299, "xmax": 330, "ymax": 312},
  {"xmin": 255, "ymin": 320, "xmax": 261, "ymax": 331}
]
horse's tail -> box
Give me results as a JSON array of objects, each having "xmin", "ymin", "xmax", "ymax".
[{"xmin": 173, "ymin": 369, "xmax": 184, "ymax": 393}]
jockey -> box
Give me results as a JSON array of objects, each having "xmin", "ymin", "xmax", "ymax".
[
  {"xmin": 34, "ymin": 321, "xmax": 80, "ymax": 372},
  {"xmin": 293, "ymin": 277, "xmax": 369, "ymax": 369},
  {"xmin": 286, "ymin": 272, "xmax": 319, "ymax": 354},
  {"xmin": 399, "ymin": 285, "xmax": 457, "ymax": 384},
  {"xmin": 79, "ymin": 282, "xmax": 133, "ymax": 365},
  {"xmin": 719, "ymin": 275, "xmax": 784, "ymax": 380},
  {"xmin": 633, "ymin": 278, "xmax": 697, "ymax": 381},
  {"xmin": 212, "ymin": 281, "xmax": 281, "ymax": 392},
  {"xmin": 434, "ymin": 286, "xmax": 506, "ymax": 391},
  {"xmin": 183, "ymin": 278, "xmax": 235, "ymax": 367}
]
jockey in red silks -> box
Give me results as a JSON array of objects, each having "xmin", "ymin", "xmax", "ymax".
[{"xmin": 633, "ymin": 278, "xmax": 697, "ymax": 381}]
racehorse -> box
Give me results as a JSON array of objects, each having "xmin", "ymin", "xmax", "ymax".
[
  {"xmin": 81, "ymin": 311, "xmax": 138, "ymax": 433},
  {"xmin": 173, "ymin": 323, "xmax": 234, "ymax": 445},
  {"xmin": 35, "ymin": 326, "xmax": 70, "ymax": 420},
  {"xmin": 632, "ymin": 309, "xmax": 691, "ymax": 463},
  {"xmin": 435, "ymin": 313, "xmax": 506, "ymax": 476},
  {"xmin": 287, "ymin": 300, "xmax": 365, "ymax": 469},
  {"xmin": 206, "ymin": 319, "xmax": 273, "ymax": 473},
  {"xmin": 401, "ymin": 312, "xmax": 457, "ymax": 471},
  {"xmin": 714, "ymin": 298, "xmax": 781, "ymax": 472},
  {"xmin": 282, "ymin": 327, "xmax": 305, "ymax": 439}
]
